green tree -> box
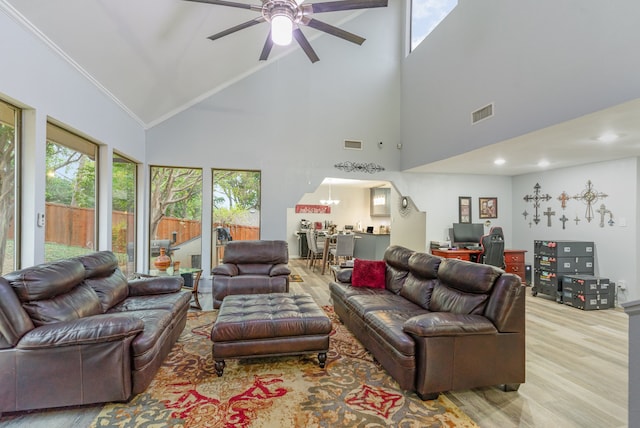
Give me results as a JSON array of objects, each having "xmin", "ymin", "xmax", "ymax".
[
  {"xmin": 0, "ymin": 123, "xmax": 15, "ymax": 272},
  {"xmin": 149, "ymin": 167, "xmax": 202, "ymax": 239}
]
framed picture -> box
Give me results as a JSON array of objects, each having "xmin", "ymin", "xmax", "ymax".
[
  {"xmin": 458, "ymin": 196, "xmax": 472, "ymax": 223},
  {"xmin": 479, "ymin": 197, "xmax": 498, "ymax": 219}
]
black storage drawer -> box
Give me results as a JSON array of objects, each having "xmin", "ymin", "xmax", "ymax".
[
  {"xmin": 535, "ymin": 256, "xmax": 594, "ymax": 274},
  {"xmin": 534, "ymin": 240, "xmax": 594, "ymax": 257}
]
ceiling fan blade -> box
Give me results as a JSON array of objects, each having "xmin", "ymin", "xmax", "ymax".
[
  {"xmin": 305, "ymin": 18, "xmax": 366, "ymax": 45},
  {"xmin": 292, "ymin": 28, "xmax": 319, "ymax": 63},
  {"xmin": 207, "ymin": 16, "xmax": 266, "ymax": 41},
  {"xmin": 309, "ymin": 0, "xmax": 387, "ymax": 14},
  {"xmin": 259, "ymin": 32, "xmax": 274, "ymax": 61},
  {"xmin": 183, "ymin": 0, "xmax": 262, "ymax": 12}
]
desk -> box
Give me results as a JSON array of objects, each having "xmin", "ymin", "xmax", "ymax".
[
  {"xmin": 142, "ymin": 267, "xmax": 203, "ymax": 310},
  {"xmin": 431, "ymin": 248, "xmax": 528, "ymax": 283},
  {"xmin": 431, "ymin": 248, "xmax": 481, "ymax": 262}
]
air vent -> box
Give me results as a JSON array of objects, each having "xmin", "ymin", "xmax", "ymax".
[
  {"xmin": 472, "ymin": 103, "xmax": 494, "ymax": 124},
  {"xmin": 343, "ymin": 140, "xmax": 363, "ymax": 150}
]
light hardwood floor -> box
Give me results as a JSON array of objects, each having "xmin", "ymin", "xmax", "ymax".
[{"xmin": 0, "ymin": 258, "xmax": 628, "ymax": 427}]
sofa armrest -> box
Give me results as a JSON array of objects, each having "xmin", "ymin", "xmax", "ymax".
[
  {"xmin": 128, "ymin": 276, "xmax": 183, "ymax": 296},
  {"xmin": 270, "ymin": 263, "xmax": 291, "ymax": 277},
  {"xmin": 212, "ymin": 263, "xmax": 239, "ymax": 277},
  {"xmin": 16, "ymin": 313, "xmax": 144, "ymax": 349},
  {"xmin": 335, "ymin": 268, "xmax": 353, "ymax": 284},
  {"xmin": 403, "ymin": 312, "xmax": 497, "ymax": 337}
]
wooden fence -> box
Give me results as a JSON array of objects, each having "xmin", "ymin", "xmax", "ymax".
[{"xmin": 44, "ymin": 203, "xmax": 260, "ymax": 252}]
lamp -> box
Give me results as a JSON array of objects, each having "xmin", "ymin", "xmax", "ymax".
[
  {"xmin": 320, "ymin": 184, "xmax": 340, "ymax": 205},
  {"xmin": 271, "ymin": 7, "xmax": 294, "ymax": 46}
]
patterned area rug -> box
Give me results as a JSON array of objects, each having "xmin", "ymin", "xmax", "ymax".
[
  {"xmin": 289, "ymin": 274, "xmax": 304, "ymax": 282},
  {"xmin": 91, "ymin": 308, "xmax": 478, "ymax": 427}
]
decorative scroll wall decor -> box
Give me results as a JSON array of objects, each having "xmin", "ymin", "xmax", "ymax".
[{"xmin": 334, "ymin": 161, "xmax": 385, "ymax": 174}]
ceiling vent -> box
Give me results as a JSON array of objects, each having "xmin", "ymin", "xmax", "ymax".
[
  {"xmin": 472, "ymin": 103, "xmax": 494, "ymax": 124},
  {"xmin": 343, "ymin": 140, "xmax": 363, "ymax": 150}
]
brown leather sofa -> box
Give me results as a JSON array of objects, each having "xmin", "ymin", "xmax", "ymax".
[
  {"xmin": 330, "ymin": 245, "xmax": 525, "ymax": 400},
  {"xmin": 0, "ymin": 251, "xmax": 191, "ymax": 415},
  {"xmin": 211, "ymin": 240, "xmax": 291, "ymax": 309}
]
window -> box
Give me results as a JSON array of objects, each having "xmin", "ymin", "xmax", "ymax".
[
  {"xmin": 410, "ymin": 0, "xmax": 457, "ymax": 51},
  {"xmin": 149, "ymin": 166, "xmax": 202, "ymax": 270},
  {"xmin": 45, "ymin": 123, "xmax": 98, "ymax": 261},
  {"xmin": 0, "ymin": 100, "xmax": 19, "ymax": 274},
  {"xmin": 211, "ymin": 169, "xmax": 261, "ymax": 266},
  {"xmin": 112, "ymin": 153, "xmax": 137, "ymax": 276}
]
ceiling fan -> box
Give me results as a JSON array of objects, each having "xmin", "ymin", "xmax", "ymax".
[{"xmin": 183, "ymin": 0, "xmax": 388, "ymax": 63}]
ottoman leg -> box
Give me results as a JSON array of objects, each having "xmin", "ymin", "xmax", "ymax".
[
  {"xmin": 318, "ymin": 352, "xmax": 327, "ymax": 368},
  {"xmin": 214, "ymin": 359, "xmax": 226, "ymax": 377}
]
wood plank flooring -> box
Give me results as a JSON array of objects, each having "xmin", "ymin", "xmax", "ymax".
[{"xmin": 0, "ymin": 258, "xmax": 628, "ymax": 427}]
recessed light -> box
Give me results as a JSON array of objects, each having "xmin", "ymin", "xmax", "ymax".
[
  {"xmin": 494, "ymin": 158, "xmax": 506, "ymax": 165},
  {"xmin": 538, "ymin": 160, "xmax": 550, "ymax": 167},
  {"xmin": 597, "ymin": 132, "xmax": 619, "ymax": 143}
]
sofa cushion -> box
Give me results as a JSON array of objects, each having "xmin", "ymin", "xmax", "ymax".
[
  {"xmin": 429, "ymin": 283, "xmax": 489, "ymax": 315},
  {"xmin": 383, "ymin": 246, "xmax": 414, "ymax": 294},
  {"xmin": 85, "ymin": 269, "xmax": 129, "ymax": 312},
  {"xmin": 437, "ymin": 258, "xmax": 501, "ymax": 294},
  {"xmin": 352, "ymin": 259, "xmax": 386, "ymax": 288},
  {"xmin": 237, "ymin": 264, "xmax": 272, "ymax": 276},
  {"xmin": 22, "ymin": 284, "xmax": 103, "ymax": 326},
  {"xmin": 222, "ymin": 240, "xmax": 289, "ymax": 265},
  {"xmin": 399, "ymin": 274, "xmax": 438, "ymax": 309},
  {"xmin": 5, "ymin": 259, "xmax": 86, "ymax": 301},
  {"xmin": 346, "ymin": 293, "xmax": 423, "ymax": 316},
  {"xmin": 74, "ymin": 251, "xmax": 119, "ymax": 279},
  {"xmin": 364, "ymin": 309, "xmax": 428, "ymax": 357}
]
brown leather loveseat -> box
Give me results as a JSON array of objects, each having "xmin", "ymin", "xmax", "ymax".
[
  {"xmin": 211, "ymin": 240, "xmax": 291, "ymax": 309},
  {"xmin": 330, "ymin": 245, "xmax": 525, "ymax": 400},
  {"xmin": 0, "ymin": 251, "xmax": 191, "ymax": 415}
]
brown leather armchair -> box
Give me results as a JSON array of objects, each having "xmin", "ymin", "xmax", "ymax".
[{"xmin": 211, "ymin": 240, "xmax": 291, "ymax": 309}]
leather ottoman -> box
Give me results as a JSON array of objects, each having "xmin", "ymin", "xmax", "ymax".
[{"xmin": 211, "ymin": 293, "xmax": 332, "ymax": 376}]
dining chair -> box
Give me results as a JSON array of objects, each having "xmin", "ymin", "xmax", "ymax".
[
  {"xmin": 306, "ymin": 230, "xmax": 324, "ymax": 271},
  {"xmin": 328, "ymin": 233, "xmax": 355, "ymax": 269}
]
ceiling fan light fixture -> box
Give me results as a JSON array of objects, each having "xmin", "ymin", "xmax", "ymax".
[{"xmin": 271, "ymin": 13, "xmax": 293, "ymax": 46}]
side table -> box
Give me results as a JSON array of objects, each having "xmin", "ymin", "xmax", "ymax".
[{"xmin": 139, "ymin": 267, "xmax": 203, "ymax": 310}]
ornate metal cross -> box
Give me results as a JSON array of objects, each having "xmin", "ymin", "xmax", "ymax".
[
  {"xmin": 574, "ymin": 216, "xmax": 581, "ymax": 226},
  {"xmin": 543, "ymin": 207, "xmax": 556, "ymax": 227},
  {"xmin": 597, "ymin": 203, "xmax": 611, "ymax": 228},
  {"xmin": 523, "ymin": 183, "xmax": 551, "ymax": 225},
  {"xmin": 557, "ymin": 191, "xmax": 570, "ymax": 210},
  {"xmin": 559, "ymin": 214, "xmax": 569, "ymax": 230},
  {"xmin": 573, "ymin": 180, "xmax": 607, "ymax": 222}
]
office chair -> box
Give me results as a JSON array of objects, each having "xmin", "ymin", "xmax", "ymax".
[{"xmin": 480, "ymin": 227, "xmax": 505, "ymax": 268}]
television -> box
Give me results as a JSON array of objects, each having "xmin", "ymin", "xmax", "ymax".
[{"xmin": 451, "ymin": 223, "xmax": 484, "ymax": 248}]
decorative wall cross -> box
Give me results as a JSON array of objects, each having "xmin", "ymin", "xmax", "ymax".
[
  {"xmin": 559, "ymin": 214, "xmax": 569, "ymax": 230},
  {"xmin": 543, "ymin": 207, "xmax": 556, "ymax": 227},
  {"xmin": 523, "ymin": 183, "xmax": 552, "ymax": 225},
  {"xmin": 573, "ymin": 180, "xmax": 607, "ymax": 222},
  {"xmin": 522, "ymin": 210, "xmax": 529, "ymax": 220},
  {"xmin": 596, "ymin": 203, "xmax": 611, "ymax": 228},
  {"xmin": 557, "ymin": 191, "xmax": 570, "ymax": 210},
  {"xmin": 574, "ymin": 216, "xmax": 581, "ymax": 226}
]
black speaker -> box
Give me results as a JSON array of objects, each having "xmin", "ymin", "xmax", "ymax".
[{"xmin": 525, "ymin": 264, "xmax": 532, "ymax": 285}]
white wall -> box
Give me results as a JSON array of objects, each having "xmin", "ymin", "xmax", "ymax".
[
  {"xmin": 396, "ymin": 172, "xmax": 513, "ymax": 249},
  {"xmin": 401, "ymin": 0, "xmax": 640, "ymax": 170},
  {"xmin": 0, "ymin": 9, "xmax": 145, "ymax": 267},
  {"xmin": 145, "ymin": 2, "xmax": 404, "ymax": 272},
  {"xmin": 512, "ymin": 157, "xmax": 639, "ymax": 303}
]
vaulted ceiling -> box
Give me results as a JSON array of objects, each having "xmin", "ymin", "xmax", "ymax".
[{"xmin": 3, "ymin": 0, "xmax": 640, "ymax": 176}]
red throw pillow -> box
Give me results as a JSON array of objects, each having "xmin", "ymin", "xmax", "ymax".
[{"xmin": 352, "ymin": 259, "xmax": 386, "ymax": 289}]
